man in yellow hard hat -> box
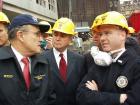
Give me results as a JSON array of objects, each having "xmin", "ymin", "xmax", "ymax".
[
  {"xmin": 77, "ymin": 11, "xmax": 140, "ymax": 105},
  {"xmin": 0, "ymin": 12, "xmax": 10, "ymax": 47},
  {"xmin": 84, "ymin": 14, "xmax": 110, "ymax": 71},
  {"xmin": 44, "ymin": 17, "xmax": 86, "ymax": 105},
  {"xmin": 128, "ymin": 27, "xmax": 135, "ymax": 35}
]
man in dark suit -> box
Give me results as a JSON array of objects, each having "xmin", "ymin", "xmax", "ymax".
[
  {"xmin": 0, "ymin": 14, "xmax": 56, "ymax": 105},
  {"xmin": 44, "ymin": 17, "xmax": 86, "ymax": 105}
]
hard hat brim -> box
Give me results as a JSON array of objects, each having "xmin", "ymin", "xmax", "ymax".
[
  {"xmin": 52, "ymin": 29, "xmax": 75, "ymax": 35},
  {"xmin": 36, "ymin": 24, "xmax": 50, "ymax": 33}
]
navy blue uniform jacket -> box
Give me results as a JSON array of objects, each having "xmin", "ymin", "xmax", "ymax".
[
  {"xmin": 44, "ymin": 49, "xmax": 86, "ymax": 105},
  {"xmin": 77, "ymin": 50, "xmax": 140, "ymax": 105},
  {"xmin": 0, "ymin": 46, "xmax": 56, "ymax": 105}
]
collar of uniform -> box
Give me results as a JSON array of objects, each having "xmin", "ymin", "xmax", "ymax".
[
  {"xmin": 110, "ymin": 48, "xmax": 126, "ymax": 62},
  {"xmin": 11, "ymin": 45, "xmax": 48, "ymax": 64},
  {"xmin": 30, "ymin": 53, "xmax": 49, "ymax": 65},
  {"xmin": 110, "ymin": 48, "xmax": 125, "ymax": 55},
  {"xmin": 0, "ymin": 46, "xmax": 16, "ymax": 60},
  {"xmin": 0, "ymin": 46, "xmax": 48, "ymax": 68},
  {"xmin": 11, "ymin": 45, "xmax": 31, "ymax": 64},
  {"xmin": 114, "ymin": 49, "xmax": 130, "ymax": 65}
]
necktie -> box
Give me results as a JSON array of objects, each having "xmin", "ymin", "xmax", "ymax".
[
  {"xmin": 21, "ymin": 57, "xmax": 31, "ymax": 90},
  {"xmin": 59, "ymin": 53, "xmax": 67, "ymax": 82}
]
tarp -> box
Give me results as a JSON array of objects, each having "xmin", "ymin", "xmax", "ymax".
[{"xmin": 128, "ymin": 10, "xmax": 140, "ymax": 33}]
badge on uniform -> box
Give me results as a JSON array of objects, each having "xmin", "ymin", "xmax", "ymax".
[
  {"xmin": 116, "ymin": 76, "xmax": 128, "ymax": 88},
  {"xmin": 34, "ymin": 74, "xmax": 46, "ymax": 80},
  {"xmin": 3, "ymin": 74, "xmax": 14, "ymax": 78}
]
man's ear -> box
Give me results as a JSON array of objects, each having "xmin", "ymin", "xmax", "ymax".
[
  {"xmin": 120, "ymin": 30, "xmax": 127, "ymax": 41},
  {"xmin": 70, "ymin": 36, "xmax": 73, "ymax": 41},
  {"xmin": 16, "ymin": 31, "xmax": 24, "ymax": 41}
]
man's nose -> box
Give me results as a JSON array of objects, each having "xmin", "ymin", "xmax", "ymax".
[
  {"xmin": 56, "ymin": 35, "xmax": 61, "ymax": 40},
  {"xmin": 100, "ymin": 33, "xmax": 107, "ymax": 40}
]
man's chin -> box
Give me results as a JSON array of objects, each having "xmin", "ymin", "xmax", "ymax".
[
  {"xmin": 0, "ymin": 44, "xmax": 4, "ymax": 47},
  {"xmin": 102, "ymin": 48, "xmax": 110, "ymax": 52}
]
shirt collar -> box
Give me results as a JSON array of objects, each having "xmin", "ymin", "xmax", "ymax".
[
  {"xmin": 11, "ymin": 45, "xmax": 24, "ymax": 63},
  {"xmin": 110, "ymin": 48, "xmax": 125, "ymax": 55},
  {"xmin": 53, "ymin": 48, "xmax": 67, "ymax": 58},
  {"xmin": 11, "ymin": 45, "xmax": 30, "ymax": 62},
  {"xmin": 110, "ymin": 48, "xmax": 126, "ymax": 62}
]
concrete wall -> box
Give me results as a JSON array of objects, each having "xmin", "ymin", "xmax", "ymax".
[{"xmin": 3, "ymin": 0, "xmax": 58, "ymax": 23}]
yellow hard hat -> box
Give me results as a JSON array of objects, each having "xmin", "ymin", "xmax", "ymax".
[
  {"xmin": 91, "ymin": 11, "xmax": 129, "ymax": 32},
  {"xmin": 47, "ymin": 27, "xmax": 52, "ymax": 34},
  {"xmin": 0, "ymin": 12, "xmax": 10, "ymax": 24},
  {"xmin": 52, "ymin": 17, "xmax": 75, "ymax": 35},
  {"xmin": 39, "ymin": 21, "xmax": 52, "ymax": 34},
  {"xmin": 91, "ymin": 14, "xmax": 103, "ymax": 30},
  {"xmin": 128, "ymin": 27, "xmax": 135, "ymax": 34}
]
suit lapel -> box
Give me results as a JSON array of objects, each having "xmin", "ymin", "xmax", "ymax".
[
  {"xmin": 49, "ymin": 49, "xmax": 62, "ymax": 81},
  {"xmin": 48, "ymin": 49, "xmax": 75, "ymax": 83},
  {"xmin": 66, "ymin": 51, "xmax": 75, "ymax": 81}
]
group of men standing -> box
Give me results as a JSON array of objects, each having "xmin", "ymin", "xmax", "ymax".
[{"xmin": 0, "ymin": 10, "xmax": 140, "ymax": 105}]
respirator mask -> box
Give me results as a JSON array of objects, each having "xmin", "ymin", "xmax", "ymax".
[
  {"xmin": 90, "ymin": 46, "xmax": 112, "ymax": 66},
  {"xmin": 40, "ymin": 39, "xmax": 47, "ymax": 50}
]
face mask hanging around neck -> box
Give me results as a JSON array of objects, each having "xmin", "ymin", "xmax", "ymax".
[{"xmin": 90, "ymin": 46, "xmax": 112, "ymax": 66}]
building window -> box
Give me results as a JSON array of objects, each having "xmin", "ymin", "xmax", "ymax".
[
  {"xmin": 48, "ymin": 0, "xmax": 55, "ymax": 12},
  {"xmin": 36, "ymin": 0, "xmax": 39, "ymax": 4},
  {"xmin": 36, "ymin": 0, "xmax": 46, "ymax": 7}
]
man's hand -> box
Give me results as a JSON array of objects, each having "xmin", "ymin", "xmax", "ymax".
[
  {"xmin": 45, "ymin": 36, "xmax": 53, "ymax": 49},
  {"xmin": 85, "ymin": 80, "xmax": 98, "ymax": 91}
]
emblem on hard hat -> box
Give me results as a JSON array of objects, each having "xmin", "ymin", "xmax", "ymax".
[
  {"xmin": 101, "ymin": 15, "xmax": 107, "ymax": 23},
  {"xmin": 32, "ymin": 16, "xmax": 38, "ymax": 22},
  {"xmin": 58, "ymin": 22, "xmax": 63, "ymax": 29},
  {"xmin": 116, "ymin": 76, "xmax": 128, "ymax": 88}
]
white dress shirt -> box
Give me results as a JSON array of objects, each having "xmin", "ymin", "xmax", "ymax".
[
  {"xmin": 53, "ymin": 48, "xmax": 67, "ymax": 69},
  {"xmin": 11, "ymin": 46, "xmax": 31, "ymax": 72}
]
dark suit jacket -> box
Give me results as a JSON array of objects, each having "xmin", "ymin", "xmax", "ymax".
[
  {"xmin": 125, "ymin": 37, "xmax": 140, "ymax": 56},
  {"xmin": 0, "ymin": 46, "xmax": 56, "ymax": 105},
  {"xmin": 44, "ymin": 49, "xmax": 86, "ymax": 105},
  {"xmin": 83, "ymin": 51, "xmax": 95, "ymax": 73}
]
